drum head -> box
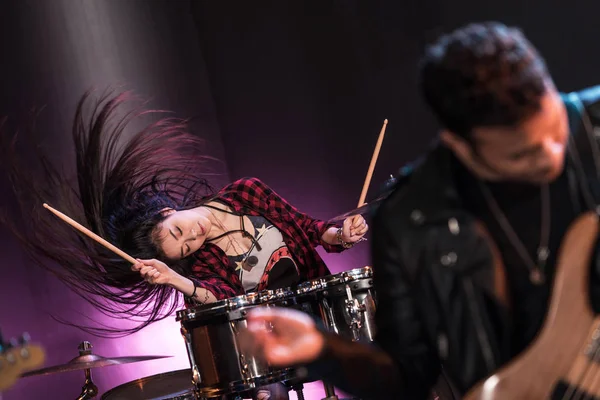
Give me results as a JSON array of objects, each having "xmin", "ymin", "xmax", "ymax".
[
  {"xmin": 322, "ymin": 266, "xmax": 373, "ymax": 287},
  {"xmin": 177, "ymin": 292, "xmax": 265, "ymax": 322},
  {"xmin": 101, "ymin": 369, "xmax": 195, "ymax": 400}
]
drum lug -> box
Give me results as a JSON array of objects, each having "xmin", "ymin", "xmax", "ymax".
[
  {"xmin": 230, "ymin": 322, "xmax": 251, "ymax": 380},
  {"xmin": 344, "ymin": 284, "xmax": 366, "ymax": 341},
  {"xmin": 320, "ymin": 298, "xmax": 339, "ymax": 335},
  {"xmin": 239, "ymin": 353, "xmax": 250, "ymax": 380},
  {"xmin": 180, "ymin": 326, "xmax": 202, "ymax": 386}
]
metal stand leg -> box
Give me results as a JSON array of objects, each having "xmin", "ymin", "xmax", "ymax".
[
  {"xmin": 75, "ymin": 368, "xmax": 98, "ymax": 399},
  {"xmin": 75, "ymin": 342, "xmax": 98, "ymax": 400},
  {"xmin": 321, "ymin": 382, "xmax": 339, "ymax": 400},
  {"xmin": 291, "ymin": 384, "xmax": 305, "ymax": 400}
]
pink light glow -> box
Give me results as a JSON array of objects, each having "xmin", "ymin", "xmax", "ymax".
[
  {"xmin": 30, "ymin": 250, "xmax": 370, "ymax": 399},
  {"xmin": 94, "ymin": 315, "xmax": 191, "ymax": 394}
]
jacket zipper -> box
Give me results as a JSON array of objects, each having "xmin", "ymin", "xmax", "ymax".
[{"xmin": 463, "ymin": 278, "xmax": 496, "ymax": 373}]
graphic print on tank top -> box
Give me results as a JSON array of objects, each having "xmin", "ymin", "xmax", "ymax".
[{"xmin": 229, "ymin": 215, "xmax": 300, "ymax": 292}]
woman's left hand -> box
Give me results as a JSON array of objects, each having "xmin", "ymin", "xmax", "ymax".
[{"xmin": 342, "ymin": 215, "xmax": 368, "ymax": 243}]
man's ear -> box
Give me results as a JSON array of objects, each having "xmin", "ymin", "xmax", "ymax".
[
  {"xmin": 440, "ymin": 129, "xmax": 503, "ymax": 181},
  {"xmin": 439, "ymin": 130, "xmax": 474, "ymax": 160}
]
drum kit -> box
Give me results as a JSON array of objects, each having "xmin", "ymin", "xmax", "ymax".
[
  {"xmin": 177, "ymin": 266, "xmax": 376, "ymax": 400},
  {"xmin": 33, "ymin": 180, "xmax": 385, "ymax": 400},
  {"xmin": 16, "ymin": 266, "xmax": 377, "ymax": 400}
]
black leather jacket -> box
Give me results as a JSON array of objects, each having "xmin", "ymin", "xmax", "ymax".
[{"xmin": 307, "ymin": 86, "xmax": 600, "ymax": 399}]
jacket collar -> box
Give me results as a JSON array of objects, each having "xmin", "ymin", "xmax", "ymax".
[
  {"xmin": 404, "ymin": 135, "xmax": 585, "ymax": 224},
  {"xmin": 397, "ymin": 143, "xmax": 465, "ymax": 224}
]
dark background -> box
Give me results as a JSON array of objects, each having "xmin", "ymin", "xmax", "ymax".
[{"xmin": 0, "ymin": 1, "xmax": 596, "ymax": 398}]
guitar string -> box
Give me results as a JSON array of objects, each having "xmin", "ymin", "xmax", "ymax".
[{"xmin": 575, "ymin": 323, "xmax": 600, "ymax": 400}]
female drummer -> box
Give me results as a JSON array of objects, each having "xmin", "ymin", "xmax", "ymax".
[
  {"xmin": 3, "ymin": 89, "xmax": 368, "ymax": 331},
  {"xmin": 2, "ymin": 87, "xmax": 368, "ymax": 335},
  {"xmin": 2, "ymin": 90, "xmax": 367, "ymax": 398}
]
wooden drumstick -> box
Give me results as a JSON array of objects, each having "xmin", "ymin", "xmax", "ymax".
[
  {"xmin": 42, "ymin": 203, "xmax": 137, "ymax": 265},
  {"xmin": 357, "ymin": 119, "xmax": 388, "ymax": 208}
]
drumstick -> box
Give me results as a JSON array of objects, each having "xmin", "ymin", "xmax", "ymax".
[
  {"xmin": 42, "ymin": 203, "xmax": 137, "ymax": 265},
  {"xmin": 357, "ymin": 119, "xmax": 388, "ymax": 208}
]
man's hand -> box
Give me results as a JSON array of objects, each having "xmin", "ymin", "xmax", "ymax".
[{"xmin": 241, "ymin": 307, "xmax": 325, "ymax": 367}]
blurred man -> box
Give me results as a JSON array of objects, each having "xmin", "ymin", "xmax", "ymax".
[{"xmin": 242, "ymin": 21, "xmax": 600, "ymax": 399}]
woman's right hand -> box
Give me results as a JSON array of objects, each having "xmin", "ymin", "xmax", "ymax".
[
  {"xmin": 241, "ymin": 307, "xmax": 325, "ymax": 367},
  {"xmin": 131, "ymin": 258, "xmax": 178, "ymax": 286}
]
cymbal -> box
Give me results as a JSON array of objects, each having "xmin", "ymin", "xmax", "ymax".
[
  {"xmin": 21, "ymin": 353, "xmax": 172, "ymax": 377},
  {"xmin": 328, "ymin": 174, "xmax": 399, "ymax": 223},
  {"xmin": 328, "ymin": 195, "xmax": 388, "ymax": 223}
]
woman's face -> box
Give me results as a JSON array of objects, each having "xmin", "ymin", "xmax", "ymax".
[{"xmin": 155, "ymin": 208, "xmax": 212, "ymax": 260}]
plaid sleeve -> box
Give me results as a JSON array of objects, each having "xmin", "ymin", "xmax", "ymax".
[
  {"xmin": 235, "ymin": 177, "xmax": 344, "ymax": 253},
  {"xmin": 185, "ymin": 250, "xmax": 242, "ymax": 306},
  {"xmin": 187, "ymin": 273, "xmax": 238, "ymax": 301}
]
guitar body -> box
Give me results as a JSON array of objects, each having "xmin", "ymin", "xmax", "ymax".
[{"xmin": 465, "ymin": 211, "xmax": 600, "ymax": 399}]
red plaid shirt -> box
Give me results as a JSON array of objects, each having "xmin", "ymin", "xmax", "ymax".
[{"xmin": 186, "ymin": 177, "xmax": 344, "ymax": 301}]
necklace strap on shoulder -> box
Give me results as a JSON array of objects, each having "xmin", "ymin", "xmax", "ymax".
[{"xmin": 203, "ymin": 203, "xmax": 239, "ymax": 216}]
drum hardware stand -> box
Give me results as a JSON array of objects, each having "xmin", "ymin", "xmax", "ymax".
[
  {"xmin": 319, "ymin": 296, "xmax": 340, "ymax": 400},
  {"xmin": 291, "ymin": 383, "xmax": 306, "ymax": 400},
  {"xmin": 322, "ymin": 382, "xmax": 339, "ymax": 400},
  {"xmin": 75, "ymin": 342, "xmax": 98, "ymax": 400}
]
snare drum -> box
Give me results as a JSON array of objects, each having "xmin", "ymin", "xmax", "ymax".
[
  {"xmin": 296, "ymin": 266, "xmax": 376, "ymax": 342},
  {"xmin": 101, "ymin": 369, "xmax": 195, "ymax": 400},
  {"xmin": 176, "ymin": 289, "xmax": 302, "ymax": 398}
]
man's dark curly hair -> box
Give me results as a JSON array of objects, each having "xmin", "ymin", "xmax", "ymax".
[{"xmin": 418, "ymin": 22, "xmax": 551, "ymax": 138}]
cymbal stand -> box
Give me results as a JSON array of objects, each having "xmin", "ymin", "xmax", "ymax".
[
  {"xmin": 74, "ymin": 341, "xmax": 98, "ymax": 400},
  {"xmin": 291, "ymin": 383, "xmax": 306, "ymax": 400},
  {"xmin": 319, "ymin": 297, "xmax": 339, "ymax": 400},
  {"xmin": 321, "ymin": 382, "xmax": 339, "ymax": 400}
]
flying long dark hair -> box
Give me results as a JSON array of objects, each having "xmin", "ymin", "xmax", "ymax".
[{"xmin": 1, "ymin": 90, "xmax": 217, "ymax": 336}]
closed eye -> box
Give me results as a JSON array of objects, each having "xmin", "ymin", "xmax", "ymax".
[
  {"xmin": 181, "ymin": 241, "xmax": 191, "ymax": 259},
  {"xmin": 509, "ymin": 145, "xmax": 542, "ymax": 160}
]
